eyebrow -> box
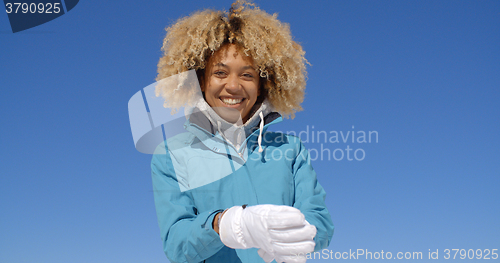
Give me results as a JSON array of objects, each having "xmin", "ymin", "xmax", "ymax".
[{"xmin": 214, "ymin": 63, "xmax": 256, "ymax": 71}]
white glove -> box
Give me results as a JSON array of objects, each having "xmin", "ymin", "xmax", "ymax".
[
  {"xmin": 219, "ymin": 205, "xmax": 316, "ymax": 262},
  {"xmin": 257, "ymin": 221, "xmax": 316, "ymax": 263}
]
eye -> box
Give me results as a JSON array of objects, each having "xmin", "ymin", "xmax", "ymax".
[
  {"xmin": 242, "ymin": 73, "xmax": 254, "ymax": 78},
  {"xmin": 214, "ymin": 70, "xmax": 227, "ymax": 77}
]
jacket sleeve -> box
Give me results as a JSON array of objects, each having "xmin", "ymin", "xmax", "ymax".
[
  {"xmin": 151, "ymin": 142, "xmax": 225, "ymax": 263},
  {"xmin": 290, "ymin": 137, "xmax": 334, "ymax": 251}
]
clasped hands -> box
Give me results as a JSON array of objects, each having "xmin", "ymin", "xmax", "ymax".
[{"xmin": 219, "ymin": 204, "xmax": 316, "ymax": 263}]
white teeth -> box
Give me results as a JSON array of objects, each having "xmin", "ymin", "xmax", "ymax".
[{"xmin": 221, "ymin": 98, "xmax": 243, "ymax": 105}]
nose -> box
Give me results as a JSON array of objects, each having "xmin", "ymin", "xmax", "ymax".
[{"xmin": 225, "ymin": 74, "xmax": 241, "ymax": 93}]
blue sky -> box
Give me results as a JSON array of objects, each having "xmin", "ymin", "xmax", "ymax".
[{"xmin": 1, "ymin": 1, "xmax": 499, "ymax": 262}]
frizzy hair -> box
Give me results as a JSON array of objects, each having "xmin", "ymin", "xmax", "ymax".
[{"xmin": 156, "ymin": 0, "xmax": 308, "ymax": 118}]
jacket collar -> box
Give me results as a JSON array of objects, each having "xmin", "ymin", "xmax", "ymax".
[{"xmin": 183, "ymin": 98, "xmax": 282, "ymax": 157}]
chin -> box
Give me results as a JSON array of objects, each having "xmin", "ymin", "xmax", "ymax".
[{"xmin": 213, "ymin": 107, "xmax": 244, "ymax": 124}]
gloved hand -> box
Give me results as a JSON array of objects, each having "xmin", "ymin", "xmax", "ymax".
[
  {"xmin": 219, "ymin": 205, "xmax": 316, "ymax": 262},
  {"xmin": 257, "ymin": 221, "xmax": 316, "ymax": 263}
]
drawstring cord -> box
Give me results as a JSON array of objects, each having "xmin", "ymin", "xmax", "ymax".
[{"xmin": 258, "ymin": 112, "xmax": 264, "ymax": 153}]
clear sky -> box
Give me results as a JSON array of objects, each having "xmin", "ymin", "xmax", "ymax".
[{"xmin": 1, "ymin": 1, "xmax": 499, "ymax": 262}]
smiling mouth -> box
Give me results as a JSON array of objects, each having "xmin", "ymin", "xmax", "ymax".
[{"xmin": 220, "ymin": 97, "xmax": 244, "ymax": 106}]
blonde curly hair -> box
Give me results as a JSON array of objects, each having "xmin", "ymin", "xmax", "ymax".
[{"xmin": 156, "ymin": 0, "xmax": 308, "ymax": 118}]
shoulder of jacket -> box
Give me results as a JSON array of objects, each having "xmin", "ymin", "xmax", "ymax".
[
  {"xmin": 282, "ymin": 133, "xmax": 303, "ymax": 144},
  {"xmin": 264, "ymin": 131, "xmax": 302, "ymax": 143},
  {"xmin": 166, "ymin": 132, "xmax": 196, "ymax": 149}
]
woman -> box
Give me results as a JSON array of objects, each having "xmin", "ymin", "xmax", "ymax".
[{"xmin": 152, "ymin": 1, "xmax": 334, "ymax": 262}]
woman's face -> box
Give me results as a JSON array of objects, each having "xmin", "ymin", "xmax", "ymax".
[{"xmin": 201, "ymin": 44, "xmax": 260, "ymax": 123}]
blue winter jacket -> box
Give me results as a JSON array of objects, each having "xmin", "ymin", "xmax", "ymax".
[{"xmin": 151, "ymin": 106, "xmax": 334, "ymax": 263}]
